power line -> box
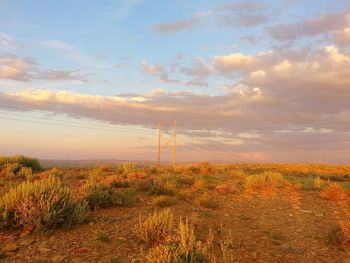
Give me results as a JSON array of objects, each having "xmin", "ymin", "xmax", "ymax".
[
  {"xmin": 0, "ymin": 115, "xmax": 151, "ymax": 135},
  {"xmin": 180, "ymin": 136, "xmax": 250, "ymax": 163},
  {"xmin": 0, "ymin": 104, "xmax": 151, "ymax": 133}
]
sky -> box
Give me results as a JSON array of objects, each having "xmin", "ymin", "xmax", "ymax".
[{"xmin": 0, "ymin": 0, "xmax": 350, "ymax": 163}]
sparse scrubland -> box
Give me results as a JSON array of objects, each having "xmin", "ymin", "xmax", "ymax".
[{"xmin": 0, "ymin": 156, "xmax": 349, "ymax": 262}]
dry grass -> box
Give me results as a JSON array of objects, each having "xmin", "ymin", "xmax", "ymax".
[
  {"xmin": 0, "ymin": 176, "xmax": 88, "ymax": 230},
  {"xmin": 327, "ymin": 221, "xmax": 350, "ymax": 246},
  {"xmin": 195, "ymin": 194, "xmax": 219, "ymax": 209},
  {"xmin": 145, "ymin": 219, "xmax": 212, "ymax": 263},
  {"xmin": 152, "ymin": 195, "xmax": 176, "ymax": 207},
  {"xmin": 135, "ymin": 209, "xmax": 174, "ymax": 245},
  {"xmin": 245, "ymin": 171, "xmax": 287, "ymax": 192},
  {"xmin": 320, "ymin": 183, "xmax": 348, "ymax": 201}
]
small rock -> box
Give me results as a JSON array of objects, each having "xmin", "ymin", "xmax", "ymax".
[
  {"xmin": 51, "ymin": 255, "xmax": 67, "ymax": 262},
  {"xmin": 3, "ymin": 243, "xmax": 19, "ymax": 252},
  {"xmin": 301, "ymin": 210, "xmax": 313, "ymax": 213}
]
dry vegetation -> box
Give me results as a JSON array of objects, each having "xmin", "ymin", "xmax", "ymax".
[{"xmin": 0, "ymin": 156, "xmax": 349, "ymax": 262}]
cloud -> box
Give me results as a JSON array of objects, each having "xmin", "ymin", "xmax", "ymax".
[
  {"xmin": 152, "ymin": 13, "xmax": 205, "ymax": 34},
  {"xmin": 0, "ymin": 54, "xmax": 87, "ymax": 82},
  {"xmin": 0, "ymin": 55, "xmax": 37, "ymax": 81},
  {"xmin": 181, "ymin": 58, "xmax": 212, "ymax": 78},
  {"xmin": 267, "ymin": 10, "xmax": 350, "ymax": 41},
  {"xmin": 212, "ymin": 53, "xmax": 257, "ymax": 76},
  {"xmin": 215, "ymin": 2, "xmax": 269, "ymax": 27},
  {"xmin": 240, "ymin": 35, "xmax": 257, "ymax": 44},
  {"xmin": 140, "ymin": 60, "xmax": 180, "ymax": 83},
  {"xmin": 2, "ymin": 45, "xmax": 350, "ymax": 162},
  {"xmin": 331, "ymin": 27, "xmax": 350, "ymax": 46}
]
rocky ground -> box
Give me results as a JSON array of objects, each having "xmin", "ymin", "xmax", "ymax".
[{"xmin": 1, "ymin": 166, "xmax": 350, "ymax": 263}]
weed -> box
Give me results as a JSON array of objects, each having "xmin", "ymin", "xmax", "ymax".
[
  {"xmin": 0, "ymin": 176, "xmax": 88, "ymax": 230},
  {"xmin": 321, "ymin": 183, "xmax": 348, "ymax": 201},
  {"xmin": 85, "ymin": 185, "xmax": 137, "ymax": 209},
  {"xmin": 96, "ymin": 231, "xmax": 109, "ymax": 242},
  {"xmin": 327, "ymin": 221, "xmax": 350, "ymax": 246},
  {"xmin": 153, "ymin": 195, "xmax": 176, "ymax": 207},
  {"xmin": 245, "ymin": 171, "xmax": 287, "ymax": 192},
  {"xmin": 135, "ymin": 209, "xmax": 173, "ymax": 245},
  {"xmin": 195, "ymin": 194, "xmax": 219, "ymax": 209},
  {"xmin": 18, "ymin": 167, "xmax": 35, "ymax": 181},
  {"xmin": 109, "ymin": 256, "xmax": 120, "ymax": 263},
  {"xmin": 198, "ymin": 162, "xmax": 215, "ymax": 174},
  {"xmin": 145, "ymin": 219, "xmax": 211, "ymax": 263},
  {"xmin": 265, "ymin": 230, "xmax": 287, "ymax": 241},
  {"xmin": 146, "ymin": 178, "xmax": 176, "ymax": 196}
]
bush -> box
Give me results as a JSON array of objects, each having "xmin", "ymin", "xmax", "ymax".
[
  {"xmin": 123, "ymin": 162, "xmax": 135, "ymax": 175},
  {"xmin": 245, "ymin": 171, "xmax": 287, "ymax": 192},
  {"xmin": 135, "ymin": 209, "xmax": 174, "ymax": 245},
  {"xmin": 153, "ymin": 195, "xmax": 176, "ymax": 207},
  {"xmin": 139, "ymin": 177, "xmax": 176, "ymax": 196},
  {"xmin": 0, "ymin": 176, "xmax": 88, "ymax": 230},
  {"xmin": 301, "ymin": 176, "xmax": 325, "ymax": 190},
  {"xmin": 198, "ymin": 162, "xmax": 215, "ymax": 174},
  {"xmin": 327, "ymin": 221, "xmax": 350, "ymax": 246},
  {"xmin": 18, "ymin": 167, "xmax": 35, "ymax": 181},
  {"xmin": 145, "ymin": 219, "xmax": 211, "ymax": 263},
  {"xmin": 195, "ymin": 194, "xmax": 219, "ymax": 209},
  {"xmin": 321, "ymin": 183, "xmax": 348, "ymax": 201},
  {"xmin": 0, "ymin": 155, "xmax": 41, "ymax": 172},
  {"xmin": 84, "ymin": 184, "xmax": 137, "ymax": 209}
]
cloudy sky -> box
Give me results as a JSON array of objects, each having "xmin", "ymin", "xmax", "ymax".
[{"xmin": 1, "ymin": 0, "xmax": 350, "ymax": 163}]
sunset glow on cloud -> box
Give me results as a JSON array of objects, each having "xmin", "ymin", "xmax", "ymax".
[{"xmin": 1, "ymin": 0, "xmax": 350, "ymax": 163}]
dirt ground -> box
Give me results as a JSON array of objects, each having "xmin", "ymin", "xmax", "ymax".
[{"xmin": 0, "ymin": 165, "xmax": 350, "ymax": 263}]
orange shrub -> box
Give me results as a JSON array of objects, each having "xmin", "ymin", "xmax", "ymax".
[{"xmin": 321, "ymin": 183, "xmax": 348, "ymax": 201}]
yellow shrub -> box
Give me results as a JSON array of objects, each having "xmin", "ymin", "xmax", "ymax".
[
  {"xmin": 135, "ymin": 209, "xmax": 173, "ymax": 245},
  {"xmin": 321, "ymin": 183, "xmax": 348, "ymax": 201},
  {"xmin": 245, "ymin": 171, "xmax": 287, "ymax": 192}
]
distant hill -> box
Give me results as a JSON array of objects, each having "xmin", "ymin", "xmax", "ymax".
[{"xmin": 39, "ymin": 159, "xmax": 159, "ymax": 168}]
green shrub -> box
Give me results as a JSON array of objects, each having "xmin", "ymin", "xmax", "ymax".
[
  {"xmin": 140, "ymin": 177, "xmax": 176, "ymax": 196},
  {"xmin": 85, "ymin": 184, "xmax": 117, "ymax": 209},
  {"xmin": 0, "ymin": 176, "xmax": 88, "ymax": 230},
  {"xmin": 96, "ymin": 231, "xmax": 109, "ymax": 242},
  {"xmin": 153, "ymin": 195, "xmax": 176, "ymax": 207},
  {"xmin": 85, "ymin": 184, "xmax": 137, "ymax": 209},
  {"xmin": 0, "ymin": 155, "xmax": 41, "ymax": 172}
]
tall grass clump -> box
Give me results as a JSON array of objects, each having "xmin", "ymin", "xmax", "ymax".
[
  {"xmin": 145, "ymin": 219, "xmax": 212, "ymax": 263},
  {"xmin": 83, "ymin": 169, "xmax": 137, "ymax": 209},
  {"xmin": 327, "ymin": 221, "xmax": 350, "ymax": 246},
  {"xmin": 245, "ymin": 171, "xmax": 287, "ymax": 192},
  {"xmin": 0, "ymin": 176, "xmax": 88, "ymax": 230},
  {"xmin": 321, "ymin": 183, "xmax": 348, "ymax": 201},
  {"xmin": 18, "ymin": 167, "xmax": 35, "ymax": 181},
  {"xmin": 0, "ymin": 155, "xmax": 41, "ymax": 172},
  {"xmin": 135, "ymin": 209, "xmax": 174, "ymax": 245}
]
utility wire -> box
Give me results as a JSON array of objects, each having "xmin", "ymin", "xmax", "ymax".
[
  {"xmin": 0, "ymin": 104, "xmax": 151, "ymax": 133},
  {"xmin": 0, "ymin": 115, "xmax": 151, "ymax": 135}
]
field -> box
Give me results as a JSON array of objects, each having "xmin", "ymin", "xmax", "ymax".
[{"xmin": 0, "ymin": 156, "xmax": 350, "ymax": 263}]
